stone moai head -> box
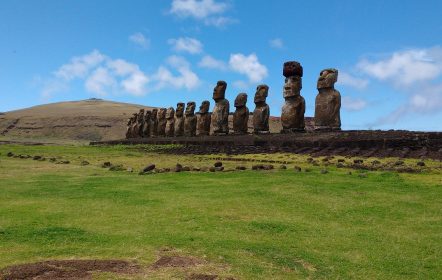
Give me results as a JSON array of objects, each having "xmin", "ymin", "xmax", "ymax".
[
  {"xmin": 151, "ymin": 109, "xmax": 158, "ymax": 120},
  {"xmin": 166, "ymin": 107, "xmax": 175, "ymax": 119},
  {"xmin": 283, "ymin": 76, "xmax": 302, "ymax": 98},
  {"xmin": 175, "ymin": 102, "xmax": 185, "ymax": 117},
  {"xmin": 185, "ymin": 102, "xmax": 196, "ymax": 116},
  {"xmin": 158, "ymin": 108, "xmax": 167, "ymax": 119},
  {"xmin": 283, "ymin": 61, "xmax": 303, "ymax": 78},
  {"xmin": 317, "ymin": 68, "xmax": 338, "ymax": 89},
  {"xmin": 137, "ymin": 109, "xmax": 145, "ymax": 121},
  {"xmin": 213, "ymin": 80, "xmax": 227, "ymax": 101},
  {"xmin": 144, "ymin": 110, "xmax": 151, "ymax": 121},
  {"xmin": 254, "ymin": 85, "xmax": 269, "ymax": 104},
  {"xmin": 199, "ymin": 100, "xmax": 210, "ymax": 114},
  {"xmin": 234, "ymin": 93, "xmax": 248, "ymax": 108}
]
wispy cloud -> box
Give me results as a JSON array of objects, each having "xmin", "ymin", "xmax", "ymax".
[
  {"xmin": 338, "ymin": 71, "xmax": 369, "ymax": 90},
  {"xmin": 153, "ymin": 55, "xmax": 200, "ymax": 91},
  {"xmin": 269, "ymin": 38, "xmax": 284, "ymax": 49},
  {"xmin": 129, "ymin": 32, "xmax": 150, "ymax": 49},
  {"xmin": 198, "ymin": 55, "xmax": 227, "ymax": 70},
  {"xmin": 168, "ymin": 37, "xmax": 203, "ymax": 54},
  {"xmin": 229, "ymin": 53, "xmax": 268, "ymax": 83},
  {"xmin": 169, "ymin": 0, "xmax": 236, "ymax": 28},
  {"xmin": 342, "ymin": 96, "xmax": 367, "ymax": 111}
]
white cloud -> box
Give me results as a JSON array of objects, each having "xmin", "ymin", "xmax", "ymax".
[
  {"xmin": 168, "ymin": 37, "xmax": 203, "ymax": 54},
  {"xmin": 269, "ymin": 38, "xmax": 284, "ymax": 49},
  {"xmin": 198, "ymin": 55, "xmax": 227, "ymax": 70},
  {"xmin": 357, "ymin": 48, "xmax": 442, "ymax": 87},
  {"xmin": 121, "ymin": 72, "xmax": 149, "ymax": 96},
  {"xmin": 54, "ymin": 50, "xmax": 106, "ymax": 81},
  {"xmin": 229, "ymin": 53, "xmax": 268, "ymax": 83},
  {"xmin": 129, "ymin": 32, "xmax": 150, "ymax": 49},
  {"xmin": 338, "ymin": 72, "xmax": 369, "ymax": 90},
  {"xmin": 342, "ymin": 96, "xmax": 368, "ymax": 111},
  {"xmin": 152, "ymin": 55, "xmax": 200, "ymax": 90},
  {"xmin": 85, "ymin": 67, "xmax": 117, "ymax": 97},
  {"xmin": 169, "ymin": 0, "xmax": 235, "ymax": 27},
  {"xmin": 232, "ymin": 80, "xmax": 249, "ymax": 90}
]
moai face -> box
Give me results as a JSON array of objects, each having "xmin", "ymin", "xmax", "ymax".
[
  {"xmin": 158, "ymin": 108, "xmax": 167, "ymax": 119},
  {"xmin": 185, "ymin": 102, "xmax": 196, "ymax": 116},
  {"xmin": 234, "ymin": 93, "xmax": 248, "ymax": 108},
  {"xmin": 175, "ymin": 102, "xmax": 185, "ymax": 117},
  {"xmin": 317, "ymin": 68, "xmax": 338, "ymax": 89},
  {"xmin": 151, "ymin": 109, "xmax": 158, "ymax": 120},
  {"xmin": 283, "ymin": 61, "xmax": 303, "ymax": 78},
  {"xmin": 212, "ymin": 80, "xmax": 227, "ymax": 101},
  {"xmin": 254, "ymin": 85, "xmax": 269, "ymax": 104},
  {"xmin": 166, "ymin": 107, "xmax": 175, "ymax": 119},
  {"xmin": 144, "ymin": 110, "xmax": 151, "ymax": 121},
  {"xmin": 199, "ymin": 100, "xmax": 210, "ymax": 114},
  {"xmin": 283, "ymin": 76, "xmax": 302, "ymax": 98},
  {"xmin": 137, "ymin": 109, "xmax": 145, "ymax": 122}
]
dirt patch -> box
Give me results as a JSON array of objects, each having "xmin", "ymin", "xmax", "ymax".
[
  {"xmin": 187, "ymin": 273, "xmax": 218, "ymax": 280},
  {"xmin": 152, "ymin": 255, "xmax": 204, "ymax": 269},
  {"xmin": 0, "ymin": 259, "xmax": 140, "ymax": 280}
]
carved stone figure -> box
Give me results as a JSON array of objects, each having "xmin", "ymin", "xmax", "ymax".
[
  {"xmin": 210, "ymin": 81, "xmax": 229, "ymax": 135},
  {"xmin": 253, "ymin": 85, "xmax": 270, "ymax": 134},
  {"xmin": 314, "ymin": 68, "xmax": 341, "ymax": 131},
  {"xmin": 142, "ymin": 110, "xmax": 151, "ymax": 137},
  {"xmin": 165, "ymin": 107, "xmax": 175, "ymax": 137},
  {"xmin": 157, "ymin": 108, "xmax": 167, "ymax": 137},
  {"xmin": 174, "ymin": 102, "xmax": 185, "ymax": 137},
  {"xmin": 184, "ymin": 101, "xmax": 197, "ymax": 137},
  {"xmin": 233, "ymin": 93, "xmax": 249, "ymax": 134},
  {"xmin": 281, "ymin": 61, "xmax": 305, "ymax": 133},
  {"xmin": 133, "ymin": 109, "xmax": 145, "ymax": 138},
  {"xmin": 150, "ymin": 108, "xmax": 158, "ymax": 137},
  {"xmin": 126, "ymin": 114, "xmax": 136, "ymax": 139},
  {"xmin": 197, "ymin": 100, "xmax": 211, "ymax": 136}
]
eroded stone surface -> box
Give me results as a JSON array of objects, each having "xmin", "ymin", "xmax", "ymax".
[
  {"xmin": 233, "ymin": 93, "xmax": 249, "ymax": 134},
  {"xmin": 150, "ymin": 108, "xmax": 158, "ymax": 137},
  {"xmin": 197, "ymin": 100, "xmax": 211, "ymax": 136},
  {"xmin": 142, "ymin": 110, "xmax": 151, "ymax": 137},
  {"xmin": 165, "ymin": 107, "xmax": 175, "ymax": 137},
  {"xmin": 211, "ymin": 81, "xmax": 230, "ymax": 135},
  {"xmin": 157, "ymin": 108, "xmax": 167, "ymax": 137},
  {"xmin": 314, "ymin": 68, "xmax": 341, "ymax": 131},
  {"xmin": 281, "ymin": 61, "xmax": 305, "ymax": 132},
  {"xmin": 174, "ymin": 102, "xmax": 185, "ymax": 137},
  {"xmin": 184, "ymin": 101, "xmax": 197, "ymax": 137},
  {"xmin": 253, "ymin": 85, "xmax": 270, "ymax": 134}
]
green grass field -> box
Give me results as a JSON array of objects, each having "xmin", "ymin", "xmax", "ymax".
[{"xmin": 0, "ymin": 144, "xmax": 441, "ymax": 279}]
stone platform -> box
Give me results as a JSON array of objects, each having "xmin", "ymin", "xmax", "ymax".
[{"xmin": 90, "ymin": 130, "xmax": 442, "ymax": 160}]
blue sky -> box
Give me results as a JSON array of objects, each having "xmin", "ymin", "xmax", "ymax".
[{"xmin": 1, "ymin": 0, "xmax": 441, "ymax": 130}]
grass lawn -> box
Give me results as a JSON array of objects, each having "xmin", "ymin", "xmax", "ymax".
[{"xmin": 0, "ymin": 144, "xmax": 441, "ymax": 279}]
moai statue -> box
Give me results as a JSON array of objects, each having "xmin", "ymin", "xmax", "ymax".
[
  {"xmin": 150, "ymin": 108, "xmax": 158, "ymax": 137},
  {"xmin": 157, "ymin": 108, "xmax": 167, "ymax": 137},
  {"xmin": 184, "ymin": 101, "xmax": 197, "ymax": 137},
  {"xmin": 129, "ymin": 113, "xmax": 138, "ymax": 138},
  {"xmin": 165, "ymin": 107, "xmax": 175, "ymax": 137},
  {"xmin": 253, "ymin": 85, "xmax": 270, "ymax": 134},
  {"xmin": 210, "ymin": 81, "xmax": 229, "ymax": 135},
  {"xmin": 134, "ymin": 109, "xmax": 145, "ymax": 138},
  {"xmin": 174, "ymin": 102, "xmax": 185, "ymax": 137},
  {"xmin": 233, "ymin": 93, "xmax": 249, "ymax": 134},
  {"xmin": 126, "ymin": 115, "xmax": 136, "ymax": 139},
  {"xmin": 197, "ymin": 100, "xmax": 211, "ymax": 136},
  {"xmin": 314, "ymin": 68, "xmax": 341, "ymax": 131},
  {"xmin": 281, "ymin": 61, "xmax": 305, "ymax": 133},
  {"xmin": 142, "ymin": 110, "xmax": 151, "ymax": 138}
]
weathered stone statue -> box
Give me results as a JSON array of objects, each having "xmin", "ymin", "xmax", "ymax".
[
  {"xmin": 314, "ymin": 68, "xmax": 341, "ymax": 131},
  {"xmin": 142, "ymin": 110, "xmax": 151, "ymax": 137},
  {"xmin": 184, "ymin": 101, "xmax": 197, "ymax": 137},
  {"xmin": 157, "ymin": 108, "xmax": 167, "ymax": 137},
  {"xmin": 150, "ymin": 108, "xmax": 158, "ymax": 137},
  {"xmin": 281, "ymin": 61, "xmax": 305, "ymax": 132},
  {"xmin": 211, "ymin": 81, "xmax": 229, "ymax": 135},
  {"xmin": 165, "ymin": 107, "xmax": 175, "ymax": 137},
  {"xmin": 197, "ymin": 100, "xmax": 211, "ymax": 136},
  {"xmin": 133, "ymin": 109, "xmax": 145, "ymax": 138},
  {"xmin": 126, "ymin": 114, "xmax": 136, "ymax": 139},
  {"xmin": 253, "ymin": 85, "xmax": 270, "ymax": 134},
  {"xmin": 233, "ymin": 93, "xmax": 249, "ymax": 134},
  {"xmin": 174, "ymin": 102, "xmax": 185, "ymax": 137}
]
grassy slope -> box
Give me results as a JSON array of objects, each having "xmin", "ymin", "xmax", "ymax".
[{"xmin": 0, "ymin": 145, "xmax": 441, "ymax": 279}]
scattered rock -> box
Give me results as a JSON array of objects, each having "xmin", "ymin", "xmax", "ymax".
[
  {"xmin": 142, "ymin": 164, "xmax": 156, "ymax": 173},
  {"xmin": 394, "ymin": 160, "xmax": 404, "ymax": 166},
  {"xmin": 56, "ymin": 160, "xmax": 70, "ymax": 164},
  {"xmin": 371, "ymin": 160, "xmax": 381, "ymax": 165},
  {"xmin": 200, "ymin": 166, "xmax": 209, "ymax": 172},
  {"xmin": 32, "ymin": 155, "xmax": 42, "ymax": 160},
  {"xmin": 262, "ymin": 164, "xmax": 274, "ymax": 170},
  {"xmin": 191, "ymin": 167, "xmax": 201, "ymax": 171},
  {"xmin": 336, "ymin": 162, "xmax": 345, "ymax": 168},
  {"xmin": 49, "ymin": 157, "xmax": 57, "ymax": 162},
  {"xmin": 311, "ymin": 161, "xmax": 319, "ymax": 166},
  {"xmin": 215, "ymin": 166, "xmax": 224, "ymax": 172},
  {"xmin": 6, "ymin": 152, "xmax": 13, "ymax": 157},
  {"xmin": 127, "ymin": 167, "xmax": 133, "ymax": 173},
  {"xmin": 353, "ymin": 159, "xmax": 364, "ymax": 164},
  {"xmin": 102, "ymin": 161, "xmax": 112, "ymax": 168},
  {"xmin": 337, "ymin": 158, "xmax": 345, "ymax": 163},
  {"xmin": 417, "ymin": 161, "xmax": 426, "ymax": 167},
  {"xmin": 307, "ymin": 157, "xmax": 314, "ymax": 163},
  {"xmin": 347, "ymin": 171, "xmax": 352, "ymax": 175},
  {"xmin": 214, "ymin": 161, "xmax": 223, "ymax": 167},
  {"xmin": 293, "ymin": 166, "xmax": 302, "ymax": 172},
  {"xmin": 236, "ymin": 166, "xmax": 247, "ymax": 170},
  {"xmin": 174, "ymin": 163, "xmax": 183, "ymax": 172},
  {"xmin": 279, "ymin": 165, "xmax": 287, "ymax": 169},
  {"xmin": 182, "ymin": 166, "xmax": 191, "ymax": 171},
  {"xmin": 252, "ymin": 164, "xmax": 263, "ymax": 170},
  {"xmin": 80, "ymin": 160, "xmax": 90, "ymax": 166},
  {"xmin": 209, "ymin": 167, "xmax": 216, "ymax": 172},
  {"xmin": 109, "ymin": 164, "xmax": 124, "ymax": 171}
]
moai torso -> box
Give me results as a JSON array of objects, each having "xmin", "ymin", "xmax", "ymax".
[
  {"xmin": 157, "ymin": 108, "xmax": 167, "ymax": 137},
  {"xmin": 233, "ymin": 93, "xmax": 249, "ymax": 134},
  {"xmin": 281, "ymin": 62, "xmax": 305, "ymax": 132},
  {"xmin": 134, "ymin": 109, "xmax": 145, "ymax": 138},
  {"xmin": 210, "ymin": 81, "xmax": 230, "ymax": 135},
  {"xmin": 126, "ymin": 115, "xmax": 135, "ymax": 139},
  {"xmin": 253, "ymin": 85, "xmax": 270, "ymax": 134},
  {"xmin": 314, "ymin": 69, "xmax": 341, "ymax": 130},
  {"xmin": 165, "ymin": 107, "xmax": 175, "ymax": 137},
  {"xmin": 174, "ymin": 102, "xmax": 185, "ymax": 137},
  {"xmin": 184, "ymin": 102, "xmax": 197, "ymax": 137},
  {"xmin": 197, "ymin": 101, "xmax": 211, "ymax": 136},
  {"xmin": 142, "ymin": 111, "xmax": 151, "ymax": 138},
  {"xmin": 150, "ymin": 109, "xmax": 158, "ymax": 137}
]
